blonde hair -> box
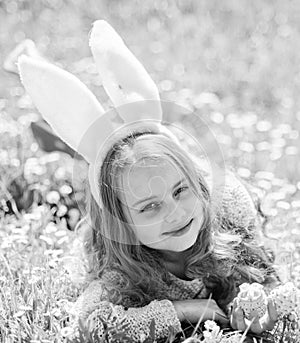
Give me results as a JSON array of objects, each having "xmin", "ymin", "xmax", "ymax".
[{"xmin": 82, "ymin": 129, "xmax": 277, "ymax": 309}]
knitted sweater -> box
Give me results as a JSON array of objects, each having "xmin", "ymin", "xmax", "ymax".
[{"xmin": 69, "ymin": 171, "xmax": 267, "ymax": 342}]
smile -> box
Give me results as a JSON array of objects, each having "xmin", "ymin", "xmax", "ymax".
[{"xmin": 167, "ymin": 219, "xmax": 193, "ymax": 237}]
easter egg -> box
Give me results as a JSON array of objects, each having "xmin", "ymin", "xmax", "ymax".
[
  {"xmin": 237, "ymin": 283, "xmax": 268, "ymax": 319},
  {"xmin": 269, "ymin": 282, "xmax": 300, "ymax": 317}
]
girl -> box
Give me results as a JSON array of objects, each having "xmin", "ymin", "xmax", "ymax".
[
  {"xmin": 73, "ymin": 129, "xmax": 280, "ymax": 341},
  {"xmin": 71, "ymin": 128, "xmax": 281, "ymax": 340},
  {"xmin": 18, "ymin": 20, "xmax": 297, "ymax": 342}
]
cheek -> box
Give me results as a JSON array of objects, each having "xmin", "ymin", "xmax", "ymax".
[
  {"xmin": 131, "ymin": 215, "xmax": 151, "ymax": 228},
  {"xmin": 133, "ymin": 220, "xmax": 163, "ymax": 241},
  {"xmin": 136, "ymin": 220, "xmax": 162, "ymax": 232},
  {"xmin": 190, "ymin": 196, "xmax": 205, "ymax": 216}
]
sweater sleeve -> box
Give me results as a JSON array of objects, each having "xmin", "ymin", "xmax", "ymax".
[
  {"xmin": 85, "ymin": 299, "xmax": 182, "ymax": 342},
  {"xmin": 68, "ymin": 277, "xmax": 182, "ymax": 342}
]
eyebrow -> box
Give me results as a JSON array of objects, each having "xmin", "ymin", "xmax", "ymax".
[{"xmin": 132, "ymin": 178, "xmax": 186, "ymax": 208}]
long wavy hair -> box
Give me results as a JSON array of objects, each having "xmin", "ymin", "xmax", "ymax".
[{"xmin": 81, "ymin": 129, "xmax": 278, "ymax": 311}]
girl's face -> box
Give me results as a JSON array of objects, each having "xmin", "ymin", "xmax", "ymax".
[{"xmin": 119, "ymin": 158, "xmax": 204, "ymax": 252}]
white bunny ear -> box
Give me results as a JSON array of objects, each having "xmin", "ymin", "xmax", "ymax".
[
  {"xmin": 89, "ymin": 20, "xmax": 162, "ymax": 123},
  {"xmin": 18, "ymin": 55, "xmax": 114, "ymax": 163}
]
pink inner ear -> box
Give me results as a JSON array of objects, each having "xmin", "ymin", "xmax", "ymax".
[{"xmin": 89, "ymin": 20, "xmax": 162, "ymax": 123}]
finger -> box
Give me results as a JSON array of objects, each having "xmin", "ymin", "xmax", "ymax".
[
  {"xmin": 264, "ymin": 299, "xmax": 278, "ymax": 331},
  {"xmin": 267, "ymin": 298, "xmax": 278, "ymax": 322},
  {"xmin": 230, "ymin": 299, "xmax": 238, "ymax": 329},
  {"xmin": 230, "ymin": 299, "xmax": 241, "ymax": 329},
  {"xmin": 248, "ymin": 310, "xmax": 263, "ymax": 334},
  {"xmin": 231, "ymin": 306, "xmax": 247, "ymax": 331},
  {"xmin": 230, "ymin": 298, "xmax": 238, "ymax": 313}
]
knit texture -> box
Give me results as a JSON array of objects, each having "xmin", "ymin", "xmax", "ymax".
[
  {"xmin": 69, "ymin": 171, "xmax": 263, "ymax": 341},
  {"xmin": 69, "ymin": 271, "xmax": 208, "ymax": 340}
]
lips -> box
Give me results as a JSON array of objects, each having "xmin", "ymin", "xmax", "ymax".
[{"xmin": 164, "ymin": 219, "xmax": 193, "ymax": 236}]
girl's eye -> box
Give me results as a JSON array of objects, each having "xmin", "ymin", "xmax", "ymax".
[
  {"xmin": 139, "ymin": 186, "xmax": 189, "ymax": 213},
  {"xmin": 174, "ymin": 186, "xmax": 189, "ymax": 197},
  {"xmin": 140, "ymin": 202, "xmax": 160, "ymax": 213}
]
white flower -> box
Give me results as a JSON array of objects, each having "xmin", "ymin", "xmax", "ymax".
[
  {"xmin": 60, "ymin": 326, "xmax": 74, "ymax": 338},
  {"xmin": 203, "ymin": 320, "xmax": 222, "ymax": 342},
  {"xmin": 139, "ymin": 333, "xmax": 147, "ymax": 342},
  {"xmin": 204, "ymin": 320, "xmax": 220, "ymax": 332}
]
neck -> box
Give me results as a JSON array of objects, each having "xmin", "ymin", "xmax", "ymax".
[{"xmin": 159, "ymin": 245, "xmax": 193, "ymax": 264}]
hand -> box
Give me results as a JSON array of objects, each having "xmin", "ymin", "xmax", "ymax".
[
  {"xmin": 173, "ymin": 299, "xmax": 229, "ymax": 325},
  {"xmin": 230, "ymin": 297, "xmax": 278, "ymax": 334}
]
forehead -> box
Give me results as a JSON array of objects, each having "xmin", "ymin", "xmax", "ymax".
[{"xmin": 119, "ymin": 158, "xmax": 185, "ymax": 204}]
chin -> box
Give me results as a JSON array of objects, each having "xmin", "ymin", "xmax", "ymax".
[
  {"xmin": 170, "ymin": 233, "xmax": 198, "ymax": 252},
  {"xmin": 145, "ymin": 237, "xmax": 196, "ymax": 252}
]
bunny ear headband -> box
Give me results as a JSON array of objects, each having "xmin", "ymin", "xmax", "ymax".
[{"xmin": 18, "ymin": 20, "xmax": 180, "ymax": 208}]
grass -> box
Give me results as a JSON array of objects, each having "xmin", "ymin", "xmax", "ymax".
[{"xmin": 0, "ymin": 0, "xmax": 300, "ymax": 341}]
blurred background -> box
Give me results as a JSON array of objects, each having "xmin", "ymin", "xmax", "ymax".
[
  {"xmin": 0, "ymin": 0, "xmax": 300, "ymax": 284},
  {"xmin": 2, "ymin": 1, "xmax": 300, "ymax": 171}
]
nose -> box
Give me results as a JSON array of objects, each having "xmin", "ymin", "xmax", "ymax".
[{"xmin": 164, "ymin": 198, "xmax": 186, "ymax": 224}]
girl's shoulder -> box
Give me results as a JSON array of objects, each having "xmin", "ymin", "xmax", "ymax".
[
  {"xmin": 191, "ymin": 154, "xmax": 258, "ymax": 230},
  {"xmin": 210, "ymin": 169, "xmax": 259, "ymax": 230},
  {"xmin": 101, "ymin": 267, "xmax": 128, "ymax": 287},
  {"xmin": 85, "ymin": 267, "xmax": 127, "ymax": 289},
  {"xmin": 191, "ymin": 156, "xmax": 257, "ymax": 228}
]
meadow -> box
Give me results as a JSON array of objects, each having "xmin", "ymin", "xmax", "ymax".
[{"xmin": 0, "ymin": 0, "xmax": 300, "ymax": 341}]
